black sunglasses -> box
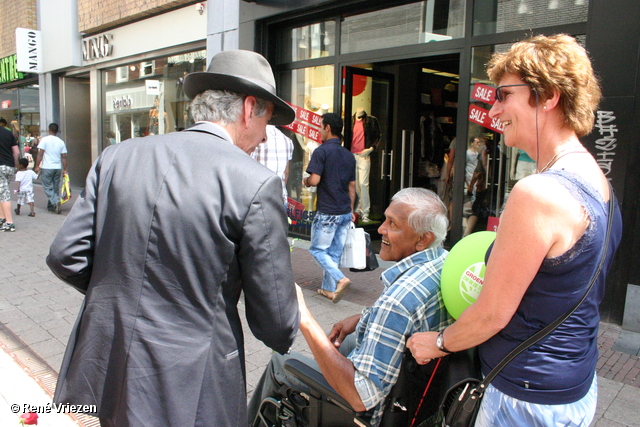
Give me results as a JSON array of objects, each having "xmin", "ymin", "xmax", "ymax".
[{"xmin": 494, "ymin": 84, "xmax": 530, "ymax": 103}]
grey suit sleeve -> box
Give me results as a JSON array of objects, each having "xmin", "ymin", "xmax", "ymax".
[
  {"xmin": 239, "ymin": 175, "xmax": 300, "ymax": 354},
  {"xmin": 46, "ymin": 156, "xmax": 101, "ymax": 294}
]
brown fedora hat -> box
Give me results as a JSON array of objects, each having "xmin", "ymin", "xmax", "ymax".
[{"xmin": 183, "ymin": 50, "xmax": 295, "ymax": 126}]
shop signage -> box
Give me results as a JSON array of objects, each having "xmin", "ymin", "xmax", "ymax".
[
  {"xmin": 15, "ymin": 28, "xmax": 42, "ymax": 73},
  {"xmin": 146, "ymin": 80, "xmax": 160, "ymax": 96},
  {"xmin": 282, "ymin": 103, "xmax": 323, "ymax": 143},
  {"xmin": 113, "ymin": 96, "xmax": 133, "ymax": 110},
  {"xmin": 468, "ymin": 104, "xmax": 504, "ymax": 134},
  {"xmin": 83, "ymin": 34, "xmax": 114, "ymax": 61},
  {"xmin": 1, "ymin": 100, "xmax": 10, "ymax": 109},
  {"xmin": 471, "ymin": 83, "xmax": 496, "ymax": 104},
  {"xmin": 0, "ymin": 55, "xmax": 24, "ymax": 84}
]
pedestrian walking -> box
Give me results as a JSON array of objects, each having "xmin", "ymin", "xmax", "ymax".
[
  {"xmin": 35, "ymin": 123, "xmax": 67, "ymax": 214},
  {"xmin": 304, "ymin": 113, "xmax": 356, "ymax": 303},
  {"xmin": 14, "ymin": 158, "xmax": 38, "ymax": 217},
  {"xmin": 0, "ymin": 124, "xmax": 19, "ymax": 231}
]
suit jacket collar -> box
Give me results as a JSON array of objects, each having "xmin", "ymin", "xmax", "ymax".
[{"xmin": 185, "ymin": 121, "xmax": 234, "ymax": 146}]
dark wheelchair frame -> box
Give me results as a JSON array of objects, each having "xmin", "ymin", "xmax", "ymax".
[{"xmin": 252, "ymin": 348, "xmax": 481, "ymax": 427}]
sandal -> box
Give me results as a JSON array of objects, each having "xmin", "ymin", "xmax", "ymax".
[
  {"xmin": 28, "ymin": 212, "xmax": 36, "ymax": 217},
  {"xmin": 332, "ymin": 279, "xmax": 351, "ymax": 304},
  {"xmin": 317, "ymin": 288, "xmax": 335, "ymax": 301}
]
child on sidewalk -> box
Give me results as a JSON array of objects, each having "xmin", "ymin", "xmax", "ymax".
[{"xmin": 14, "ymin": 158, "xmax": 38, "ymax": 217}]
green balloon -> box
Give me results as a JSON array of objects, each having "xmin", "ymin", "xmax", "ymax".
[{"xmin": 441, "ymin": 231, "xmax": 496, "ymax": 319}]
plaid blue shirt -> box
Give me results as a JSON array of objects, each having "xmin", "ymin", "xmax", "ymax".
[{"xmin": 348, "ymin": 246, "xmax": 452, "ymax": 426}]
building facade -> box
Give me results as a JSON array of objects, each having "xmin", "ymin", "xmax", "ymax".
[
  {"xmin": 0, "ymin": 0, "xmax": 638, "ymax": 326},
  {"xmin": 233, "ymin": 0, "xmax": 640, "ymax": 327}
]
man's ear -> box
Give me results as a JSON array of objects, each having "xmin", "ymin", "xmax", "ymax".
[
  {"xmin": 243, "ymin": 96, "xmax": 258, "ymax": 128},
  {"xmin": 415, "ymin": 231, "xmax": 435, "ymax": 252}
]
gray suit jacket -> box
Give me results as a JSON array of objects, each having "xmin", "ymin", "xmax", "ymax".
[{"xmin": 47, "ymin": 122, "xmax": 300, "ymax": 426}]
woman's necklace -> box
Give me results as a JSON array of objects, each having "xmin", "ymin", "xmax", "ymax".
[{"xmin": 537, "ymin": 147, "xmax": 589, "ymax": 173}]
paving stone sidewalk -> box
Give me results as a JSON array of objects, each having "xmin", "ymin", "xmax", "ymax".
[{"xmin": 0, "ymin": 184, "xmax": 638, "ymax": 426}]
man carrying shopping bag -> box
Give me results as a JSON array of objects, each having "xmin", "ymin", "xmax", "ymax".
[{"xmin": 303, "ymin": 113, "xmax": 356, "ymax": 303}]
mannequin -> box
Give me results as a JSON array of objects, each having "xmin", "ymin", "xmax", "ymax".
[{"xmin": 351, "ymin": 107, "xmax": 381, "ymax": 222}]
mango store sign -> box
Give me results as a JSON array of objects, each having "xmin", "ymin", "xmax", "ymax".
[{"xmin": 15, "ymin": 28, "xmax": 42, "ymax": 74}]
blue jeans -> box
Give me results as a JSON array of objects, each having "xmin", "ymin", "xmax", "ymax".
[
  {"xmin": 40, "ymin": 168, "xmax": 62, "ymax": 210},
  {"xmin": 308, "ymin": 212, "xmax": 352, "ymax": 292}
]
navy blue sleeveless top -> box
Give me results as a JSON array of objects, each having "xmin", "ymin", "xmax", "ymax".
[{"xmin": 479, "ymin": 169, "xmax": 622, "ymax": 404}]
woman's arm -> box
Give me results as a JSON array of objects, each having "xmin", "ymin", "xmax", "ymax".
[{"xmin": 408, "ymin": 175, "xmax": 588, "ymax": 360}]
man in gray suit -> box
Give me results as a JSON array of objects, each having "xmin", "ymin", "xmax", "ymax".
[{"xmin": 47, "ymin": 50, "xmax": 300, "ymax": 427}]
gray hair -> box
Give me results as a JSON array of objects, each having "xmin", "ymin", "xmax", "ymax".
[
  {"xmin": 391, "ymin": 188, "xmax": 449, "ymax": 248},
  {"xmin": 189, "ymin": 90, "xmax": 270, "ymax": 125}
]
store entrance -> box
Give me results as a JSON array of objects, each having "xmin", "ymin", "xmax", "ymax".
[
  {"xmin": 61, "ymin": 74, "xmax": 92, "ymax": 187},
  {"xmin": 344, "ymin": 54, "xmax": 460, "ymax": 239}
]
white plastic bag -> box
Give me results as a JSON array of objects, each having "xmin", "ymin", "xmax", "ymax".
[{"xmin": 339, "ymin": 223, "xmax": 366, "ymax": 269}]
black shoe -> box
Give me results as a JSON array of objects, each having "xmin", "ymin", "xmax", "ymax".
[{"xmin": 14, "ymin": 208, "xmax": 20, "ymax": 215}]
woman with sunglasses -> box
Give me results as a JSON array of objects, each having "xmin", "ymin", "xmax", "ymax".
[{"xmin": 407, "ymin": 34, "xmax": 623, "ymax": 426}]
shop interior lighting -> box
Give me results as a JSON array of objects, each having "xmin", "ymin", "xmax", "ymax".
[
  {"xmin": 422, "ymin": 68, "xmax": 459, "ymax": 79},
  {"xmin": 575, "ymin": 0, "xmax": 585, "ymax": 4},
  {"xmin": 548, "ymin": 0, "xmax": 559, "ymax": 9}
]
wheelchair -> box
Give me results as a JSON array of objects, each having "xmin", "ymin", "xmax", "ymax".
[{"xmin": 251, "ymin": 348, "xmax": 481, "ymax": 427}]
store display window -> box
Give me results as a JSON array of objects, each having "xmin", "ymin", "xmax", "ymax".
[
  {"xmin": 341, "ymin": 0, "xmax": 465, "ymax": 54},
  {"xmin": 101, "ymin": 49, "xmax": 206, "ymax": 149},
  {"xmin": 277, "ymin": 65, "xmax": 334, "ymax": 236},
  {"xmin": 277, "ymin": 20, "xmax": 336, "ymax": 63},
  {"xmin": 473, "ymin": 0, "xmax": 589, "ymax": 36}
]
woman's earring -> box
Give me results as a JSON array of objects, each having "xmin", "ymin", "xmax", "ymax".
[{"xmin": 543, "ymin": 106, "xmax": 547, "ymax": 110}]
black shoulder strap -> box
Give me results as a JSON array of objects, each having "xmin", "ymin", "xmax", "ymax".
[{"xmin": 476, "ymin": 182, "xmax": 616, "ymax": 393}]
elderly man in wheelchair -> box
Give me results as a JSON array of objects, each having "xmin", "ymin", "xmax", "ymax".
[{"xmin": 248, "ymin": 188, "xmax": 455, "ymax": 427}]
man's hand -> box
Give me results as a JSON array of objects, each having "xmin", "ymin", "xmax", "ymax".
[
  {"xmin": 359, "ymin": 147, "xmax": 374, "ymax": 157},
  {"xmin": 327, "ymin": 315, "xmax": 360, "ymax": 348}
]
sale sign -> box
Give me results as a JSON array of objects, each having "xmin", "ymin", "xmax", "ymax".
[
  {"xmin": 471, "ymin": 83, "xmax": 496, "ymax": 105},
  {"xmin": 468, "ymin": 104, "xmax": 504, "ymax": 134},
  {"xmin": 282, "ymin": 103, "xmax": 323, "ymax": 143}
]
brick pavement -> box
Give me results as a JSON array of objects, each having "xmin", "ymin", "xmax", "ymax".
[{"xmin": 1, "ymin": 183, "xmax": 639, "ymax": 426}]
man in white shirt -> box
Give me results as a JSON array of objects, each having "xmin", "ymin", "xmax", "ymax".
[
  {"xmin": 35, "ymin": 123, "xmax": 68, "ymax": 214},
  {"xmin": 251, "ymin": 125, "xmax": 294, "ymax": 208}
]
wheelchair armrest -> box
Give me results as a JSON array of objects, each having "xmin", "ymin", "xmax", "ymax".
[{"xmin": 284, "ymin": 358, "xmax": 357, "ymax": 414}]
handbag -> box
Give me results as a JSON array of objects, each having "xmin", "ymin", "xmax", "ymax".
[
  {"xmin": 350, "ymin": 231, "xmax": 379, "ymax": 272},
  {"xmin": 339, "ymin": 223, "xmax": 366, "ymax": 269},
  {"xmin": 380, "ymin": 348, "xmax": 481, "ymax": 427},
  {"xmin": 60, "ymin": 173, "xmax": 72, "ymax": 204},
  {"xmin": 440, "ymin": 182, "xmax": 616, "ymax": 427}
]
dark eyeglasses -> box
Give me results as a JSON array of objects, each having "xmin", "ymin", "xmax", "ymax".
[{"xmin": 494, "ymin": 84, "xmax": 530, "ymax": 103}]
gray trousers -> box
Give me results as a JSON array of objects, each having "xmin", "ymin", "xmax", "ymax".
[
  {"xmin": 40, "ymin": 168, "xmax": 62, "ymax": 210},
  {"xmin": 247, "ymin": 335, "xmax": 356, "ymax": 425}
]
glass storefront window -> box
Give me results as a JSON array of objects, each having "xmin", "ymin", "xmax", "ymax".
[
  {"xmin": 473, "ymin": 0, "xmax": 589, "ymax": 36},
  {"xmin": 341, "ymin": 0, "xmax": 465, "ymax": 54},
  {"xmin": 0, "ymin": 85, "xmax": 40, "ymax": 159},
  {"xmin": 277, "ymin": 65, "xmax": 334, "ymax": 236},
  {"xmin": 101, "ymin": 50, "xmax": 206, "ymax": 149},
  {"xmin": 277, "ymin": 21, "xmax": 336, "ymax": 63},
  {"xmin": 463, "ymin": 36, "xmax": 585, "ymax": 236}
]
